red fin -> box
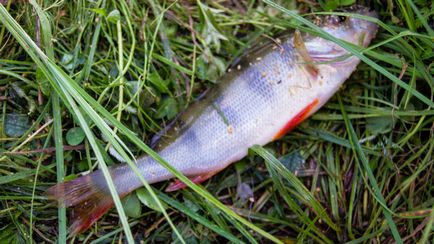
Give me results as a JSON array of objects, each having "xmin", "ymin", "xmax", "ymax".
[
  {"xmin": 46, "ymin": 172, "xmax": 115, "ymax": 235},
  {"xmin": 273, "ymin": 98, "xmax": 319, "ymax": 140},
  {"xmin": 69, "ymin": 193, "xmax": 113, "ymax": 235},
  {"xmin": 165, "ymin": 170, "xmax": 222, "ymax": 192}
]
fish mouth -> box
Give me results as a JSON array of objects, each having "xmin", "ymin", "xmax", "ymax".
[
  {"xmin": 315, "ymin": 5, "xmax": 378, "ymax": 47},
  {"xmin": 342, "ymin": 5, "xmax": 379, "ymax": 48},
  {"xmin": 347, "ymin": 5, "xmax": 378, "ymax": 31}
]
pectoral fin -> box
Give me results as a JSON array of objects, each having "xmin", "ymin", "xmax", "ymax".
[{"xmin": 294, "ymin": 29, "xmax": 319, "ymax": 78}]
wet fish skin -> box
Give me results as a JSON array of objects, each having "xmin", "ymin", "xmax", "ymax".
[{"xmin": 47, "ymin": 6, "xmax": 378, "ymax": 235}]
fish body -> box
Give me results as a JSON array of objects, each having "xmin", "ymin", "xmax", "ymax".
[{"xmin": 47, "ymin": 6, "xmax": 378, "ymax": 234}]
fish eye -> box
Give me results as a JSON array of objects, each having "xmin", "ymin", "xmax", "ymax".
[{"xmin": 338, "ymin": 15, "xmax": 348, "ymax": 23}]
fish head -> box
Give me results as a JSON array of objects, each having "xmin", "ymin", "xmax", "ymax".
[
  {"xmin": 347, "ymin": 6, "xmax": 378, "ymax": 47},
  {"xmin": 320, "ymin": 5, "xmax": 378, "ymax": 48},
  {"xmin": 303, "ymin": 6, "xmax": 378, "ymax": 61},
  {"xmin": 296, "ymin": 6, "xmax": 378, "ymax": 100}
]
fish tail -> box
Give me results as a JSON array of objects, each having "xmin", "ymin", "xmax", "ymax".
[
  {"xmin": 45, "ymin": 170, "xmax": 125, "ymax": 235},
  {"xmin": 46, "ymin": 156, "xmax": 175, "ymax": 234}
]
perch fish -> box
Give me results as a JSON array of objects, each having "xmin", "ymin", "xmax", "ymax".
[{"xmin": 47, "ymin": 6, "xmax": 378, "ymax": 234}]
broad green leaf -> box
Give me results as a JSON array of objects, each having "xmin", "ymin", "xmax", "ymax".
[
  {"xmin": 366, "ymin": 116, "xmax": 394, "ymax": 134},
  {"xmin": 136, "ymin": 188, "xmax": 165, "ymax": 213},
  {"xmin": 66, "ymin": 127, "xmax": 85, "ymax": 146},
  {"xmin": 4, "ymin": 114, "xmax": 30, "ymax": 137},
  {"xmin": 11, "ymin": 83, "xmax": 36, "ymax": 114},
  {"xmin": 60, "ymin": 53, "xmax": 74, "ymax": 71},
  {"xmin": 107, "ymin": 9, "xmax": 120, "ymax": 23},
  {"xmin": 36, "ymin": 68, "xmax": 51, "ymax": 96},
  {"xmin": 339, "ymin": 0, "xmax": 356, "ymax": 5},
  {"xmin": 324, "ymin": 1, "xmax": 338, "ymax": 11},
  {"xmin": 88, "ymin": 8, "xmax": 107, "ymax": 16},
  {"xmin": 323, "ymin": 0, "xmax": 356, "ymax": 10},
  {"xmin": 197, "ymin": 1, "xmax": 227, "ymax": 50},
  {"xmin": 77, "ymin": 160, "xmax": 90, "ymax": 172},
  {"xmin": 183, "ymin": 197, "xmax": 200, "ymax": 213},
  {"xmin": 196, "ymin": 53, "xmax": 225, "ymax": 83},
  {"xmin": 122, "ymin": 193, "xmax": 142, "ymax": 218},
  {"xmin": 278, "ymin": 151, "xmax": 306, "ymax": 173},
  {"xmin": 156, "ymin": 97, "xmax": 178, "ymax": 119},
  {"xmin": 148, "ymin": 72, "xmax": 170, "ymax": 94}
]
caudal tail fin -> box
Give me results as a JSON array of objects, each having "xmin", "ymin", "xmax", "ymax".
[{"xmin": 45, "ymin": 171, "xmax": 116, "ymax": 235}]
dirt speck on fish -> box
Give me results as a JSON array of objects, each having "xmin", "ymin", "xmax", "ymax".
[{"xmin": 46, "ymin": 6, "xmax": 378, "ymax": 235}]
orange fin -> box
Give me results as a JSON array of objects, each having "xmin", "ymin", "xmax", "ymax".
[
  {"xmin": 165, "ymin": 170, "xmax": 222, "ymax": 192},
  {"xmin": 45, "ymin": 172, "xmax": 115, "ymax": 235},
  {"xmin": 293, "ymin": 29, "xmax": 319, "ymax": 78},
  {"xmin": 273, "ymin": 98, "xmax": 319, "ymax": 140}
]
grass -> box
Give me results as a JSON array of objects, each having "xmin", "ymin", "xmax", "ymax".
[{"xmin": 0, "ymin": 0, "xmax": 433, "ymax": 243}]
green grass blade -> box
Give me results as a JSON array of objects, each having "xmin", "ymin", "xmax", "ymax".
[
  {"xmin": 77, "ymin": 15, "xmax": 102, "ymax": 83},
  {"xmin": 157, "ymin": 192, "xmax": 244, "ymax": 244},
  {"xmin": 52, "ymin": 94, "xmax": 67, "ymax": 243},
  {"xmin": 0, "ymin": 4, "xmax": 276, "ymax": 243},
  {"xmin": 56, "ymin": 82, "xmax": 135, "ymax": 243},
  {"xmin": 337, "ymin": 95, "xmax": 402, "ymax": 243},
  {"xmin": 421, "ymin": 204, "xmax": 434, "ymax": 243},
  {"xmin": 405, "ymin": 0, "xmax": 434, "ymax": 36},
  {"xmin": 28, "ymin": 1, "xmax": 68, "ymax": 242},
  {"xmin": 29, "ymin": 124, "xmax": 52, "ymax": 243},
  {"xmin": 251, "ymin": 145, "xmax": 338, "ymax": 232},
  {"xmin": 2, "ymin": 1, "xmax": 429, "ymax": 242},
  {"xmin": 0, "ymin": 5, "xmax": 135, "ymax": 243}
]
